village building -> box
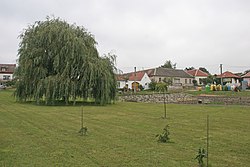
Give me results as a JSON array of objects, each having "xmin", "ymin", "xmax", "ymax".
[
  {"xmin": 0, "ymin": 64, "xmax": 16, "ymax": 86},
  {"xmin": 185, "ymin": 69, "xmax": 209, "ymax": 85},
  {"xmin": 217, "ymin": 71, "xmax": 241, "ymax": 86},
  {"xmin": 242, "ymin": 72, "xmax": 250, "ymax": 87}
]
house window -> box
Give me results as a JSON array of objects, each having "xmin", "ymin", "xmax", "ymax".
[
  {"xmin": 173, "ymin": 78, "xmax": 180, "ymax": 83},
  {"xmin": 189, "ymin": 79, "xmax": 192, "ymax": 84},
  {"xmin": 185, "ymin": 79, "xmax": 187, "ymax": 84},
  {"xmin": 159, "ymin": 78, "xmax": 162, "ymax": 82},
  {"xmin": 1, "ymin": 67, "xmax": 7, "ymax": 72},
  {"xmin": 3, "ymin": 75, "xmax": 10, "ymax": 80}
]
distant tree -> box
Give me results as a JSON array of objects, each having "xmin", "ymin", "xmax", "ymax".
[
  {"xmin": 244, "ymin": 69, "xmax": 250, "ymax": 74},
  {"xmin": 199, "ymin": 67, "xmax": 210, "ymax": 74},
  {"xmin": 200, "ymin": 75, "xmax": 215, "ymax": 85},
  {"xmin": 161, "ymin": 60, "xmax": 176, "ymax": 69},
  {"xmin": 14, "ymin": 17, "xmax": 116, "ymax": 105},
  {"xmin": 185, "ymin": 67, "xmax": 195, "ymax": 71}
]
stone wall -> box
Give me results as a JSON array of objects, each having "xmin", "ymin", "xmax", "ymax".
[{"xmin": 118, "ymin": 93, "xmax": 250, "ymax": 105}]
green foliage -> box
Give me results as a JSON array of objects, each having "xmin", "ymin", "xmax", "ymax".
[
  {"xmin": 161, "ymin": 60, "xmax": 176, "ymax": 69},
  {"xmin": 163, "ymin": 77, "xmax": 173, "ymax": 85},
  {"xmin": 5, "ymin": 79, "xmax": 16, "ymax": 87},
  {"xmin": 193, "ymin": 79, "xmax": 198, "ymax": 86},
  {"xmin": 14, "ymin": 16, "xmax": 116, "ymax": 105},
  {"xmin": 200, "ymin": 75, "xmax": 215, "ymax": 85},
  {"xmin": 79, "ymin": 126, "xmax": 88, "ymax": 136},
  {"xmin": 199, "ymin": 67, "xmax": 210, "ymax": 75},
  {"xmin": 195, "ymin": 148, "xmax": 206, "ymax": 167},
  {"xmin": 149, "ymin": 80, "xmax": 157, "ymax": 90},
  {"xmin": 185, "ymin": 67, "xmax": 195, "ymax": 70},
  {"xmin": 156, "ymin": 125, "xmax": 170, "ymax": 143},
  {"xmin": 155, "ymin": 82, "xmax": 168, "ymax": 92}
]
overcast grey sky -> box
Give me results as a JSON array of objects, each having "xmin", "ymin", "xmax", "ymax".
[{"xmin": 1, "ymin": 0, "xmax": 250, "ymax": 74}]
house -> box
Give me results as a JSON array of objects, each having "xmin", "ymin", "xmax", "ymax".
[
  {"xmin": 242, "ymin": 72, "xmax": 250, "ymax": 87},
  {"xmin": 0, "ymin": 64, "xmax": 16, "ymax": 86},
  {"xmin": 185, "ymin": 69, "xmax": 209, "ymax": 85},
  {"xmin": 216, "ymin": 71, "xmax": 241, "ymax": 85},
  {"xmin": 116, "ymin": 71, "xmax": 151, "ymax": 90},
  {"xmin": 148, "ymin": 67, "xmax": 194, "ymax": 87}
]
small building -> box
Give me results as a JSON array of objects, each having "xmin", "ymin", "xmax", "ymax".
[
  {"xmin": 186, "ymin": 69, "xmax": 209, "ymax": 85},
  {"xmin": 217, "ymin": 71, "xmax": 241, "ymax": 85},
  {"xmin": 242, "ymin": 72, "xmax": 250, "ymax": 87},
  {"xmin": 116, "ymin": 71, "xmax": 151, "ymax": 90},
  {"xmin": 0, "ymin": 64, "xmax": 16, "ymax": 86},
  {"xmin": 149, "ymin": 67, "xmax": 194, "ymax": 87}
]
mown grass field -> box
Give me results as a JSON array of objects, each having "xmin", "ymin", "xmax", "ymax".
[{"xmin": 0, "ymin": 90, "xmax": 250, "ymax": 166}]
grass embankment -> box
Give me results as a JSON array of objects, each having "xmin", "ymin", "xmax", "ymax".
[{"xmin": 0, "ymin": 90, "xmax": 249, "ymax": 166}]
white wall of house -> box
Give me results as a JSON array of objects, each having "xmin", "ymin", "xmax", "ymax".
[
  {"xmin": 140, "ymin": 73, "xmax": 151, "ymax": 90},
  {"xmin": 223, "ymin": 78, "xmax": 239, "ymax": 84},
  {"xmin": 151, "ymin": 76, "xmax": 193, "ymax": 87},
  {"xmin": 180, "ymin": 78, "xmax": 194, "ymax": 86},
  {"xmin": 0, "ymin": 73, "xmax": 14, "ymax": 84},
  {"xmin": 117, "ymin": 73, "xmax": 151, "ymax": 90},
  {"xmin": 117, "ymin": 80, "xmax": 127, "ymax": 89}
]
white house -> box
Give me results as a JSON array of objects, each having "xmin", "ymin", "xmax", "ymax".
[
  {"xmin": 0, "ymin": 64, "xmax": 16, "ymax": 86},
  {"xmin": 186, "ymin": 69, "xmax": 209, "ymax": 85},
  {"xmin": 117, "ymin": 71, "xmax": 151, "ymax": 90}
]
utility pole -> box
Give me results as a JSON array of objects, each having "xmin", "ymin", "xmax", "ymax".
[
  {"xmin": 134, "ymin": 67, "xmax": 136, "ymax": 93},
  {"xmin": 220, "ymin": 64, "xmax": 223, "ymax": 86}
]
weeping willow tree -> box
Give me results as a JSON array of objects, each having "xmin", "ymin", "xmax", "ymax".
[{"xmin": 14, "ymin": 17, "xmax": 116, "ymax": 105}]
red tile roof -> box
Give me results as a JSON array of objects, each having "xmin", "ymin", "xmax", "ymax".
[
  {"xmin": 217, "ymin": 71, "xmax": 241, "ymax": 78},
  {"xmin": 128, "ymin": 71, "xmax": 146, "ymax": 81},
  {"xmin": 186, "ymin": 69, "xmax": 209, "ymax": 77},
  {"xmin": 116, "ymin": 71, "xmax": 146, "ymax": 81},
  {"xmin": 242, "ymin": 72, "xmax": 250, "ymax": 78}
]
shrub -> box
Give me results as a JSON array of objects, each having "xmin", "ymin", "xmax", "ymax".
[{"xmin": 156, "ymin": 125, "xmax": 170, "ymax": 143}]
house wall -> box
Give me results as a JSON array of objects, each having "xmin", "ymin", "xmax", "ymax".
[
  {"xmin": 0, "ymin": 73, "xmax": 14, "ymax": 85},
  {"xmin": 180, "ymin": 78, "xmax": 193, "ymax": 86},
  {"xmin": 140, "ymin": 73, "xmax": 151, "ymax": 90},
  {"xmin": 151, "ymin": 76, "xmax": 193, "ymax": 87},
  {"xmin": 243, "ymin": 78, "xmax": 250, "ymax": 86},
  {"xmin": 117, "ymin": 81, "xmax": 127, "ymax": 89},
  {"xmin": 118, "ymin": 73, "xmax": 151, "ymax": 90},
  {"xmin": 223, "ymin": 78, "xmax": 240, "ymax": 84}
]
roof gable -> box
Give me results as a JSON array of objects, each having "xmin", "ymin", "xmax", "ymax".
[
  {"xmin": 117, "ymin": 71, "xmax": 148, "ymax": 81},
  {"xmin": 186, "ymin": 69, "xmax": 209, "ymax": 77},
  {"xmin": 217, "ymin": 71, "xmax": 241, "ymax": 78}
]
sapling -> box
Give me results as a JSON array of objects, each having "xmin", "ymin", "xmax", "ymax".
[
  {"xmin": 195, "ymin": 148, "xmax": 206, "ymax": 167},
  {"xmin": 156, "ymin": 124, "xmax": 170, "ymax": 143}
]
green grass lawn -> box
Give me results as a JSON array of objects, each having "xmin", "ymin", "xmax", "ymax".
[{"xmin": 0, "ymin": 90, "xmax": 250, "ymax": 166}]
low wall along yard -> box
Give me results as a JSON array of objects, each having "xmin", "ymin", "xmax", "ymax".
[{"xmin": 118, "ymin": 93, "xmax": 250, "ymax": 105}]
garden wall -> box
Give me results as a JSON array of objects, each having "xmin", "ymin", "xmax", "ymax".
[{"xmin": 118, "ymin": 93, "xmax": 250, "ymax": 105}]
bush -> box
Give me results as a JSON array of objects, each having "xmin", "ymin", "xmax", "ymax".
[{"xmin": 156, "ymin": 125, "xmax": 170, "ymax": 143}]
